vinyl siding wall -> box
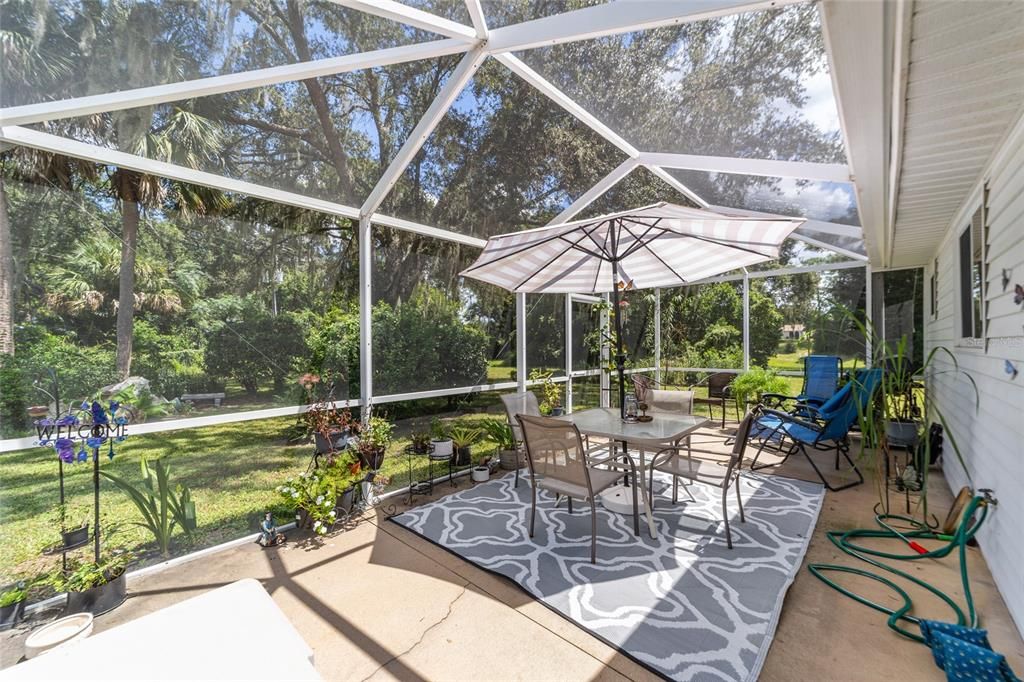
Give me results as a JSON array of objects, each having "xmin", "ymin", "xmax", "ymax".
[{"xmin": 923, "ymin": 108, "xmax": 1024, "ymax": 636}]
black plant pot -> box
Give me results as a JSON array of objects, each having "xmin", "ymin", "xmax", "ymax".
[
  {"xmin": 0, "ymin": 601, "xmax": 25, "ymax": 631},
  {"xmin": 358, "ymin": 447, "xmax": 386, "ymax": 471},
  {"xmin": 65, "ymin": 571, "xmax": 126, "ymax": 616},
  {"xmin": 550, "ymin": 407, "xmax": 564, "ymax": 417},
  {"xmin": 61, "ymin": 525, "xmax": 90, "ymax": 550},
  {"xmin": 455, "ymin": 446, "xmax": 472, "ymax": 467},
  {"xmin": 335, "ymin": 486, "xmax": 356, "ymax": 515},
  {"xmin": 314, "ymin": 430, "xmax": 349, "ymax": 455},
  {"xmin": 886, "ymin": 420, "xmax": 920, "ymax": 449}
]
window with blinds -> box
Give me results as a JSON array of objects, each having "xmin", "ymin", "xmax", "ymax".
[{"xmin": 959, "ymin": 205, "xmax": 986, "ymax": 339}]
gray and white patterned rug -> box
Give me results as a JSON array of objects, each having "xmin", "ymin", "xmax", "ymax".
[{"xmin": 391, "ymin": 469, "xmax": 824, "ymax": 682}]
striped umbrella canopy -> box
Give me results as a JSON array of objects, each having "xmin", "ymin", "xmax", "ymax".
[{"xmin": 460, "ymin": 202, "xmax": 805, "ymax": 415}]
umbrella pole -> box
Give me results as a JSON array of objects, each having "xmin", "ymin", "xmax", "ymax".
[{"xmin": 611, "ymin": 260, "xmax": 627, "ymax": 419}]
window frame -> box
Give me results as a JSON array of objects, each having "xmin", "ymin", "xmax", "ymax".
[{"xmin": 957, "ymin": 203, "xmax": 987, "ymax": 341}]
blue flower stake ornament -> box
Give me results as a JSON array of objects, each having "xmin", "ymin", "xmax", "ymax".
[{"xmin": 33, "ymin": 397, "xmax": 131, "ymax": 564}]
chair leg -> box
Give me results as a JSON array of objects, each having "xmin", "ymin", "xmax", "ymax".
[
  {"xmin": 735, "ymin": 476, "xmax": 745, "ymax": 523},
  {"xmin": 722, "ymin": 486, "xmax": 733, "ymax": 549},
  {"xmin": 672, "ymin": 476, "xmax": 678, "ymax": 505},
  {"xmin": 720, "ymin": 401, "xmax": 726, "ymax": 429},
  {"xmin": 590, "ymin": 499, "xmax": 597, "ymax": 564},
  {"xmin": 632, "ymin": 476, "xmax": 640, "ymax": 537},
  {"xmin": 800, "ymin": 443, "xmax": 864, "ymax": 492},
  {"xmin": 568, "ymin": 497, "xmax": 573, "ymax": 514},
  {"xmin": 529, "ymin": 486, "xmax": 537, "ymax": 538}
]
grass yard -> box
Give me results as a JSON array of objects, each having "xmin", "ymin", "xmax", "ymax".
[{"xmin": 0, "ymin": 409, "xmax": 508, "ymax": 583}]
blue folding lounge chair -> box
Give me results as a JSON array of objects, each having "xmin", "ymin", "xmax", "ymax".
[
  {"xmin": 762, "ymin": 355, "xmax": 843, "ymax": 411},
  {"xmin": 749, "ymin": 368, "xmax": 882, "ymax": 492}
]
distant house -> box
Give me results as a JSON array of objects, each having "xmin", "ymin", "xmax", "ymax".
[{"xmin": 781, "ymin": 324, "xmax": 805, "ymax": 340}]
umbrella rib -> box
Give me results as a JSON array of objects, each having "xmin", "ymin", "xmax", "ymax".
[
  {"xmin": 461, "ymin": 229, "xmax": 578, "ymax": 275},
  {"xmin": 637, "ymin": 239, "xmax": 690, "ymax": 286},
  {"xmin": 512, "ymin": 224, "xmax": 604, "ymax": 291},
  {"xmin": 617, "ymin": 219, "xmax": 665, "ymax": 261}
]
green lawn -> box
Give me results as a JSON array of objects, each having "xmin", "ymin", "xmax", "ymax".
[
  {"xmin": 0, "ymin": 410, "xmax": 506, "ymax": 583},
  {"xmin": 486, "ymin": 360, "xmax": 515, "ymax": 381}
]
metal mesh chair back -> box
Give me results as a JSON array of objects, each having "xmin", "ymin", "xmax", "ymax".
[
  {"xmin": 516, "ymin": 414, "xmax": 591, "ymax": 491},
  {"xmin": 632, "ymin": 374, "xmax": 654, "ymax": 402},
  {"xmin": 647, "ymin": 389, "xmax": 693, "ymax": 415},
  {"xmin": 502, "ymin": 391, "xmax": 541, "ymax": 442},
  {"xmin": 729, "ymin": 412, "xmax": 756, "ymax": 474}
]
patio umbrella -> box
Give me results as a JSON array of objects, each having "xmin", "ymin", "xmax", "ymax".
[{"xmin": 460, "ymin": 202, "xmax": 805, "ymax": 417}]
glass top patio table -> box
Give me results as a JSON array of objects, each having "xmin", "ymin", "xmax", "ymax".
[
  {"xmin": 557, "ymin": 408, "xmax": 711, "ymax": 539},
  {"xmin": 560, "ymin": 408, "xmax": 708, "ymax": 446}
]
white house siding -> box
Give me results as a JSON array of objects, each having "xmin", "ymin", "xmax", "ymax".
[{"xmin": 923, "ymin": 109, "xmax": 1024, "ymax": 636}]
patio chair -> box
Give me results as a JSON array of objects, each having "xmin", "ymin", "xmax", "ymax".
[
  {"xmin": 689, "ymin": 372, "xmax": 740, "ymax": 428},
  {"xmin": 762, "ymin": 355, "xmax": 843, "ymax": 412},
  {"xmin": 632, "ymin": 374, "xmax": 695, "ymax": 416},
  {"xmin": 517, "ymin": 414, "xmax": 638, "ymax": 563},
  {"xmin": 647, "ymin": 412, "xmax": 754, "ymax": 549},
  {"xmin": 749, "ymin": 368, "xmax": 883, "ymax": 492},
  {"xmin": 501, "ymin": 391, "xmax": 541, "ymax": 488}
]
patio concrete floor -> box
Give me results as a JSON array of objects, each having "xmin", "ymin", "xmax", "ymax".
[{"xmin": 3, "ymin": 426, "xmax": 1023, "ymax": 680}]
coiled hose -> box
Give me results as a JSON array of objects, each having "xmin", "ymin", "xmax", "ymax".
[{"xmin": 808, "ymin": 494, "xmax": 991, "ymax": 643}]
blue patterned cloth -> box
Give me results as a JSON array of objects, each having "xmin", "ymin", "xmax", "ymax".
[{"xmin": 920, "ymin": 620, "xmax": 1020, "ymax": 682}]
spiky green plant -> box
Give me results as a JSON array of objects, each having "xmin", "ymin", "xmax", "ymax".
[{"xmin": 100, "ymin": 458, "xmax": 197, "ymax": 558}]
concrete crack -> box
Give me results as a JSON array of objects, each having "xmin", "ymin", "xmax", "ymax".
[{"xmin": 358, "ymin": 585, "xmax": 468, "ymax": 682}]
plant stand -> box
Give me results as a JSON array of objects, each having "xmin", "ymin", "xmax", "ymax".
[{"xmin": 404, "ymin": 444, "xmax": 455, "ymax": 505}]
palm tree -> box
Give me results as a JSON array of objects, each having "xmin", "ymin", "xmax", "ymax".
[
  {"xmin": 93, "ymin": 108, "xmax": 228, "ymax": 377},
  {"xmin": 0, "ymin": 2, "xmax": 77, "ymax": 355}
]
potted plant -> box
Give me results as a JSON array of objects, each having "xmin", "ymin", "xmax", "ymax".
[
  {"xmin": 729, "ymin": 367, "xmax": 791, "ymax": 407},
  {"xmin": 56, "ymin": 549, "xmax": 132, "ymax": 616},
  {"xmin": 410, "ymin": 431, "xmax": 432, "ymax": 455},
  {"xmin": 0, "ymin": 581, "xmax": 29, "ymax": 630},
  {"xmin": 429, "ymin": 417, "xmax": 453, "ymax": 459},
  {"xmin": 51, "ymin": 502, "xmax": 90, "ymax": 549},
  {"xmin": 471, "ymin": 458, "xmax": 491, "ymax": 483},
  {"xmin": 355, "ymin": 417, "xmax": 393, "ymax": 470},
  {"xmin": 479, "ymin": 418, "xmax": 520, "ymax": 471},
  {"xmin": 448, "ymin": 425, "xmax": 482, "ymax": 467},
  {"xmin": 531, "ymin": 369, "xmax": 564, "ymax": 416}
]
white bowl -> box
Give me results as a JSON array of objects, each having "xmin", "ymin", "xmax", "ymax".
[{"xmin": 24, "ymin": 612, "xmax": 94, "ymax": 659}]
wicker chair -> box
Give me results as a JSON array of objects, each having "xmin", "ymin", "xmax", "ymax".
[
  {"xmin": 517, "ymin": 414, "xmax": 638, "ymax": 563},
  {"xmin": 647, "ymin": 413, "xmax": 754, "ymax": 549}
]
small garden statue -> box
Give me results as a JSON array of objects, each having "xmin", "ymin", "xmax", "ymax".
[{"xmin": 258, "ymin": 512, "xmax": 285, "ymax": 548}]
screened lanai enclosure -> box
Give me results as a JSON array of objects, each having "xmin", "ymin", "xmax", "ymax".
[{"xmin": 0, "ymin": 0, "xmax": 922, "ymax": 575}]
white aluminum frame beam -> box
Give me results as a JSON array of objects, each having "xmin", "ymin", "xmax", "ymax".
[
  {"xmin": 792, "ymin": 232, "xmax": 869, "ymax": 262},
  {"xmin": 361, "ymin": 46, "xmax": 487, "ymax": 217},
  {"xmin": 647, "ymin": 165, "xmax": 708, "ymax": 206},
  {"xmin": 0, "ymin": 39, "xmax": 470, "ymax": 127},
  {"xmin": 705, "ymin": 204, "xmax": 862, "ymax": 239},
  {"xmin": 359, "ymin": 215, "xmax": 374, "ymax": 419},
  {"xmin": 0, "ymin": 126, "xmax": 486, "ymax": 248},
  {"xmin": 464, "ymin": 0, "xmax": 489, "ymax": 39},
  {"xmin": 494, "ymin": 53, "xmax": 639, "ymax": 158},
  {"xmin": 485, "ymin": 0, "xmax": 806, "ymax": 53},
  {"xmin": 550, "ymin": 158, "xmax": 638, "ymax": 223},
  {"xmin": 328, "ymin": 0, "xmax": 478, "ymax": 41},
  {"xmin": 819, "ymin": 0, "xmax": 890, "ymax": 266},
  {"xmin": 641, "ymin": 153, "xmax": 851, "ymax": 183}
]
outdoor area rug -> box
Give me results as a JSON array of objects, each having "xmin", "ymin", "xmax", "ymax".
[{"xmin": 390, "ymin": 469, "xmax": 824, "ymax": 682}]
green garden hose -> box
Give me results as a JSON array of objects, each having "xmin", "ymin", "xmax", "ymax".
[{"xmin": 808, "ymin": 492, "xmax": 993, "ymax": 643}]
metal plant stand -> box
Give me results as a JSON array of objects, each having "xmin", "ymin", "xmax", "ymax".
[{"xmin": 404, "ymin": 444, "xmax": 456, "ymax": 504}]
